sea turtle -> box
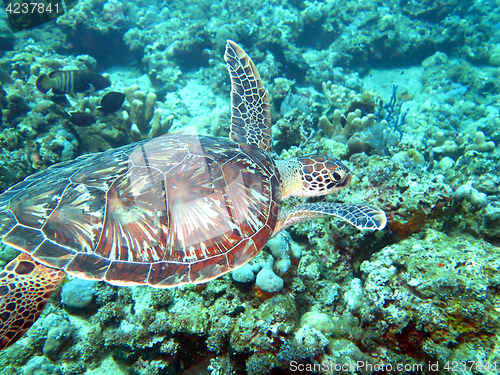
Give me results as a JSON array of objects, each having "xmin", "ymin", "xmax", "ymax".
[{"xmin": 0, "ymin": 40, "xmax": 386, "ymax": 350}]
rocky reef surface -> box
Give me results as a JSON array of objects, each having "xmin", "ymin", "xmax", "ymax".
[{"xmin": 1, "ymin": 0, "xmax": 500, "ymax": 374}]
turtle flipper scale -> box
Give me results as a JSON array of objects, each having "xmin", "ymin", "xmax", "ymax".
[
  {"xmin": 224, "ymin": 40, "xmax": 272, "ymax": 151},
  {"xmin": 273, "ymin": 202, "xmax": 387, "ymax": 236},
  {"xmin": 0, "ymin": 253, "xmax": 65, "ymax": 350}
]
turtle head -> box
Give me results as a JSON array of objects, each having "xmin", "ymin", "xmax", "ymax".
[{"xmin": 276, "ymin": 156, "xmax": 351, "ymax": 200}]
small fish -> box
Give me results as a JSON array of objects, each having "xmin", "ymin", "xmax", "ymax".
[
  {"xmin": 97, "ymin": 91, "xmax": 125, "ymax": 114},
  {"xmin": 36, "ymin": 70, "xmax": 111, "ymax": 95},
  {"xmin": 68, "ymin": 112, "xmax": 96, "ymax": 127},
  {"xmin": 53, "ymin": 106, "xmax": 70, "ymax": 119},
  {"xmin": 50, "ymin": 94, "xmax": 71, "ymax": 107}
]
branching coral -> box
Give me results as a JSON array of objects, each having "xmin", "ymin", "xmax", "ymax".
[
  {"xmin": 428, "ymin": 130, "xmax": 496, "ymax": 170},
  {"xmin": 319, "ymin": 109, "xmax": 376, "ymax": 141},
  {"xmin": 320, "ymin": 82, "xmax": 409, "ymax": 158},
  {"xmin": 320, "ymin": 81, "xmax": 383, "ymax": 142},
  {"xmin": 322, "ymin": 81, "xmax": 361, "ymax": 109},
  {"xmin": 123, "ymin": 85, "xmax": 174, "ymax": 141},
  {"xmin": 465, "ymin": 131, "xmax": 496, "ymax": 153}
]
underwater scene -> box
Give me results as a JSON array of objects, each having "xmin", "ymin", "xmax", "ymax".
[{"xmin": 1, "ymin": 0, "xmax": 500, "ymax": 374}]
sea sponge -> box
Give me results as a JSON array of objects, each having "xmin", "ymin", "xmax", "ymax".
[
  {"xmin": 24, "ymin": 356, "xmax": 61, "ymax": 375},
  {"xmin": 294, "ymin": 325, "xmax": 329, "ymax": 355},
  {"xmin": 215, "ymin": 24, "xmax": 236, "ymax": 48},
  {"xmin": 267, "ymin": 231, "xmax": 301, "ymax": 274},
  {"xmin": 438, "ymin": 156, "xmax": 455, "ymax": 170},
  {"xmin": 255, "ymin": 268, "xmax": 284, "ymax": 293},
  {"xmin": 300, "ymin": 311, "xmax": 335, "ymax": 334},
  {"xmin": 346, "ymin": 119, "xmax": 400, "ymax": 156},
  {"xmin": 231, "ymin": 231, "xmax": 302, "ymax": 286},
  {"xmin": 231, "ymin": 263, "xmax": 255, "ymax": 283},
  {"xmin": 42, "ymin": 314, "xmax": 74, "ymax": 359},
  {"xmin": 61, "ymin": 278, "xmax": 97, "ymax": 308},
  {"xmin": 343, "ymin": 278, "xmax": 365, "ymax": 312},
  {"xmin": 453, "ymin": 182, "xmax": 488, "ymax": 208},
  {"xmin": 391, "ymin": 149, "xmax": 426, "ymax": 168},
  {"xmin": 272, "ymin": 77, "xmax": 295, "ymax": 100}
]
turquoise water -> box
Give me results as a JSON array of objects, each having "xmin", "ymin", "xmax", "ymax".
[{"xmin": 0, "ymin": 0, "xmax": 499, "ymax": 374}]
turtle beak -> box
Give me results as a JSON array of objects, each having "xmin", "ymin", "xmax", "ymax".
[
  {"xmin": 340, "ymin": 171, "xmax": 351, "ymax": 187},
  {"xmin": 330, "ymin": 164, "xmax": 351, "ymax": 189}
]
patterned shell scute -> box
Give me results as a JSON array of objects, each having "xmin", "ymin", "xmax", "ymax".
[
  {"xmin": 0, "ymin": 134, "xmax": 280, "ymax": 287},
  {"xmin": 0, "ymin": 146, "xmax": 134, "ymax": 255}
]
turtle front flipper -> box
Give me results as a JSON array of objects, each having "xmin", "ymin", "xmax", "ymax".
[
  {"xmin": 273, "ymin": 202, "xmax": 387, "ymax": 236},
  {"xmin": 224, "ymin": 40, "xmax": 272, "ymax": 152},
  {"xmin": 0, "ymin": 253, "xmax": 65, "ymax": 350}
]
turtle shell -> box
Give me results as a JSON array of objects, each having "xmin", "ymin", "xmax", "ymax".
[{"xmin": 0, "ymin": 134, "xmax": 280, "ymax": 287}]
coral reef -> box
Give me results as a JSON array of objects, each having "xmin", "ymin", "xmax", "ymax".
[
  {"xmin": 359, "ymin": 229, "xmax": 500, "ymax": 369},
  {"xmin": 0, "ymin": 0, "xmax": 499, "ymax": 374},
  {"xmin": 55, "ymin": 0, "xmax": 130, "ymax": 66}
]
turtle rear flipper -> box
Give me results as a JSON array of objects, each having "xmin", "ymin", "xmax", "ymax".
[
  {"xmin": 0, "ymin": 253, "xmax": 65, "ymax": 350},
  {"xmin": 274, "ymin": 202, "xmax": 387, "ymax": 236}
]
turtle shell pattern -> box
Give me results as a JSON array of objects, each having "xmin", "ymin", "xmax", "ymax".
[{"xmin": 0, "ymin": 134, "xmax": 280, "ymax": 287}]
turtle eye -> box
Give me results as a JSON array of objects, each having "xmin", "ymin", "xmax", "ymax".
[{"xmin": 331, "ymin": 169, "xmax": 346, "ymax": 182}]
